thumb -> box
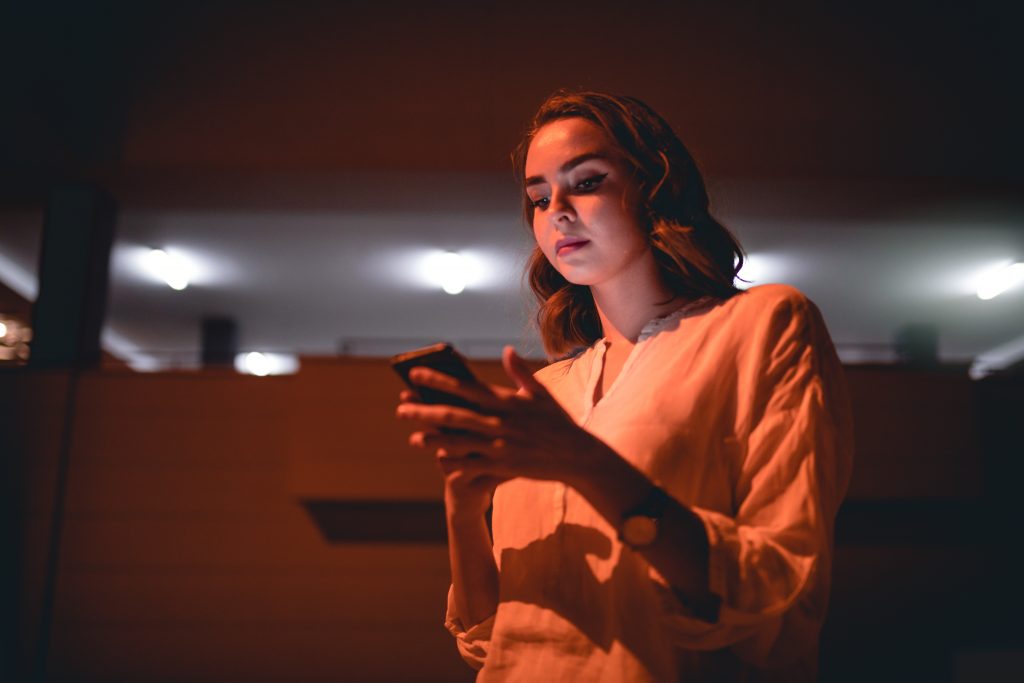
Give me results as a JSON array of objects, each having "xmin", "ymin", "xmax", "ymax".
[{"xmin": 502, "ymin": 346, "xmax": 547, "ymax": 398}]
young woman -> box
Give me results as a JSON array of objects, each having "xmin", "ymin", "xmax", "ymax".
[{"xmin": 396, "ymin": 90, "xmax": 853, "ymax": 682}]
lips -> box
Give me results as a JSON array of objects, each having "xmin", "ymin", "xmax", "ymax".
[{"xmin": 555, "ymin": 237, "xmax": 590, "ymax": 255}]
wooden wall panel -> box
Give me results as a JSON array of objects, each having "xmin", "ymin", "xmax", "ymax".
[
  {"xmin": 4, "ymin": 360, "xmax": 1004, "ymax": 682},
  {"xmin": 285, "ymin": 356, "xmax": 533, "ymax": 500},
  {"xmin": 844, "ymin": 366, "xmax": 983, "ymax": 499},
  {"xmin": 47, "ymin": 623, "xmax": 461, "ymax": 683},
  {"xmin": 22, "ymin": 368, "xmax": 473, "ymax": 683}
]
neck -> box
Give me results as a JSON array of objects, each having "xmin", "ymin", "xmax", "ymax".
[{"xmin": 591, "ymin": 260, "xmax": 682, "ymax": 347}]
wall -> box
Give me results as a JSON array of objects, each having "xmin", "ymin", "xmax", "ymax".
[{"xmin": 3, "ymin": 360, "xmax": 1018, "ymax": 682}]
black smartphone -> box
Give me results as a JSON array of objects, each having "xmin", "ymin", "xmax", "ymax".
[{"xmin": 391, "ymin": 342, "xmax": 478, "ymax": 409}]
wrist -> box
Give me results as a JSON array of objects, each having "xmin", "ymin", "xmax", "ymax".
[
  {"xmin": 569, "ymin": 443, "xmax": 656, "ymax": 528},
  {"xmin": 445, "ymin": 502, "xmax": 489, "ymax": 528}
]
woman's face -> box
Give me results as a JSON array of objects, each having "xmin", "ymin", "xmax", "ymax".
[{"xmin": 524, "ymin": 117, "xmax": 652, "ymax": 289}]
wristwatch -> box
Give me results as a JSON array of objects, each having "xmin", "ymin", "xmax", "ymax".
[{"xmin": 618, "ymin": 485, "xmax": 671, "ymax": 549}]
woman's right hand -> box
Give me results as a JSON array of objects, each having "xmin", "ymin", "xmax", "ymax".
[
  {"xmin": 399, "ymin": 389, "xmax": 507, "ymax": 521},
  {"xmin": 398, "ymin": 389, "xmax": 503, "ymax": 632},
  {"xmin": 440, "ymin": 465, "xmax": 505, "ymax": 521}
]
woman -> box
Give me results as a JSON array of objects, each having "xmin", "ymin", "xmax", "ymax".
[{"xmin": 396, "ymin": 90, "xmax": 853, "ymax": 681}]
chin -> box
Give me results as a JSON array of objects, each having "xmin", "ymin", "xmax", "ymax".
[{"xmin": 558, "ymin": 270, "xmax": 600, "ymax": 287}]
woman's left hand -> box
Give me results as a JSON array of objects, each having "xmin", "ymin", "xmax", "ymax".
[{"xmin": 396, "ymin": 346, "xmax": 609, "ymax": 486}]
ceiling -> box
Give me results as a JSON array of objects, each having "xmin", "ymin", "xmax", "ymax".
[{"xmin": 1, "ymin": 1, "xmax": 1023, "ymax": 371}]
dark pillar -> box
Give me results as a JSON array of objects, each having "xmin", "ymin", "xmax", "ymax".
[
  {"xmin": 201, "ymin": 316, "xmax": 238, "ymax": 368},
  {"xmin": 28, "ymin": 185, "xmax": 116, "ymax": 369}
]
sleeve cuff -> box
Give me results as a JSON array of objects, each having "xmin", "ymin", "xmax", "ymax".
[
  {"xmin": 646, "ymin": 505, "xmax": 733, "ymax": 627},
  {"xmin": 444, "ymin": 584, "xmax": 495, "ymax": 669},
  {"xmin": 649, "ymin": 505, "xmax": 816, "ymax": 628}
]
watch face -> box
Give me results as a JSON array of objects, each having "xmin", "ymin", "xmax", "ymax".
[{"xmin": 622, "ymin": 515, "xmax": 658, "ymax": 547}]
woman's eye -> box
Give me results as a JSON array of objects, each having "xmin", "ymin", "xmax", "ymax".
[
  {"xmin": 575, "ymin": 174, "xmax": 608, "ymax": 192},
  {"xmin": 530, "ymin": 196, "xmax": 550, "ymax": 210}
]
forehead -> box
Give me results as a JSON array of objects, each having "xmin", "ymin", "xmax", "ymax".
[{"xmin": 525, "ymin": 118, "xmax": 615, "ymax": 175}]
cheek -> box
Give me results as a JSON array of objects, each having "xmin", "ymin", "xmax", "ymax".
[
  {"xmin": 532, "ymin": 216, "xmax": 552, "ymax": 253},
  {"xmin": 599, "ymin": 204, "xmax": 647, "ymax": 252}
]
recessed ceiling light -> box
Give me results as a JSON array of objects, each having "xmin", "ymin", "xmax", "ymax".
[
  {"xmin": 439, "ymin": 252, "xmax": 467, "ymax": 295},
  {"xmin": 976, "ymin": 261, "xmax": 1024, "ymax": 300},
  {"xmin": 421, "ymin": 250, "xmax": 472, "ymax": 295},
  {"xmin": 234, "ymin": 352, "xmax": 300, "ymax": 376},
  {"xmin": 144, "ymin": 248, "xmax": 192, "ymax": 291}
]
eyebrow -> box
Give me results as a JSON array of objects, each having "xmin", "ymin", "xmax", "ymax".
[{"xmin": 524, "ymin": 152, "xmax": 610, "ymax": 188}]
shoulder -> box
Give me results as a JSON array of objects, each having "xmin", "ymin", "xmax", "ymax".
[
  {"xmin": 532, "ymin": 355, "xmax": 577, "ymax": 387},
  {"xmin": 530, "ymin": 344, "xmax": 595, "ymax": 392},
  {"xmin": 722, "ymin": 284, "xmax": 821, "ymax": 333},
  {"xmin": 731, "ymin": 283, "xmax": 813, "ymax": 314},
  {"xmin": 710, "ymin": 284, "xmax": 834, "ymax": 363}
]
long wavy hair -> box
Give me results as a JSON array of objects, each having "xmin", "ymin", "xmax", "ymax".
[{"xmin": 511, "ymin": 89, "xmax": 745, "ymax": 358}]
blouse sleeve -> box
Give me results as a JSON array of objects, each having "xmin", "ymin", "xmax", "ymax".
[
  {"xmin": 444, "ymin": 584, "xmax": 496, "ymax": 670},
  {"xmin": 649, "ymin": 289, "xmax": 854, "ymax": 667}
]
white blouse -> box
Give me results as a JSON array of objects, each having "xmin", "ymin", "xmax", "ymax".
[{"xmin": 445, "ymin": 284, "xmax": 854, "ymax": 682}]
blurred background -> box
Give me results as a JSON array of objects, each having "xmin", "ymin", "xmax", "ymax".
[{"xmin": 1, "ymin": 1, "xmax": 1022, "ymax": 681}]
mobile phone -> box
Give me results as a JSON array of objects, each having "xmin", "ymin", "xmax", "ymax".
[{"xmin": 391, "ymin": 342, "xmax": 478, "ymax": 409}]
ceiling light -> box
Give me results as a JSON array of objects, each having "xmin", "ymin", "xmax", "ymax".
[
  {"xmin": 0, "ymin": 321, "xmax": 7, "ymax": 339},
  {"xmin": 144, "ymin": 248, "xmax": 192, "ymax": 291},
  {"xmin": 421, "ymin": 251, "xmax": 470, "ymax": 295},
  {"xmin": 976, "ymin": 261, "xmax": 1024, "ymax": 300},
  {"xmin": 243, "ymin": 352, "xmax": 270, "ymax": 376},
  {"xmin": 0, "ymin": 250, "xmax": 39, "ymax": 301},
  {"xmin": 440, "ymin": 253, "xmax": 467, "ymax": 294},
  {"xmin": 234, "ymin": 352, "xmax": 300, "ymax": 376},
  {"xmin": 101, "ymin": 327, "xmax": 163, "ymax": 372},
  {"xmin": 969, "ymin": 333, "xmax": 1024, "ymax": 379}
]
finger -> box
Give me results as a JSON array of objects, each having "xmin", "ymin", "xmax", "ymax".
[
  {"xmin": 437, "ymin": 453, "xmax": 495, "ymax": 478},
  {"xmin": 409, "ymin": 429, "xmax": 497, "ymax": 457},
  {"xmin": 502, "ymin": 346, "xmax": 549, "ymax": 400},
  {"xmin": 396, "ymin": 403, "xmax": 504, "ymax": 436},
  {"xmin": 407, "ymin": 366, "xmax": 509, "ymax": 411},
  {"xmin": 398, "ymin": 389, "xmax": 421, "ymax": 403},
  {"xmin": 410, "ymin": 430, "xmax": 477, "ymax": 454},
  {"xmin": 436, "ymin": 447, "xmax": 481, "ymax": 461},
  {"xmin": 438, "ymin": 455, "xmax": 472, "ymax": 478}
]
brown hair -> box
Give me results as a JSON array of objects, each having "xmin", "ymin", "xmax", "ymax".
[{"xmin": 512, "ymin": 89, "xmax": 745, "ymax": 358}]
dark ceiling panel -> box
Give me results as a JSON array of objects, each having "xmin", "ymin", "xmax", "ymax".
[{"xmin": 3, "ymin": 1, "xmax": 1022, "ymax": 192}]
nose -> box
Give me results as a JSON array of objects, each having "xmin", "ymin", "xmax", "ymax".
[{"xmin": 548, "ymin": 188, "xmax": 576, "ymax": 224}]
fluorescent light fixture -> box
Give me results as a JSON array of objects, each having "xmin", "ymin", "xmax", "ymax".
[
  {"xmin": 234, "ymin": 352, "xmax": 300, "ymax": 376},
  {"xmin": 976, "ymin": 261, "xmax": 1024, "ymax": 300},
  {"xmin": 969, "ymin": 333, "xmax": 1024, "ymax": 380},
  {"xmin": 144, "ymin": 248, "xmax": 192, "ymax": 290},
  {"xmin": 101, "ymin": 327, "xmax": 164, "ymax": 372},
  {"xmin": 0, "ymin": 249, "xmax": 38, "ymax": 301}
]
